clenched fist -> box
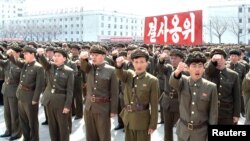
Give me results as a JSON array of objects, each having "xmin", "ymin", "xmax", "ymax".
[
  {"xmin": 175, "ymin": 62, "xmax": 186, "ymax": 77},
  {"xmin": 116, "ymin": 56, "xmax": 125, "ymax": 67},
  {"xmin": 80, "ymin": 51, "xmax": 89, "ymax": 60}
]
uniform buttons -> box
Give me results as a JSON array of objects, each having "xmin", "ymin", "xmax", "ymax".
[
  {"xmin": 191, "ymin": 111, "xmax": 194, "ymax": 114},
  {"xmin": 130, "ymin": 102, "xmax": 134, "ymax": 104},
  {"xmin": 191, "ymin": 121, "xmax": 194, "ymax": 123},
  {"xmin": 218, "ymin": 93, "xmax": 221, "ymax": 96},
  {"xmin": 192, "ymin": 102, "xmax": 195, "ymax": 105},
  {"xmin": 193, "ymin": 92, "xmax": 196, "ymax": 95},
  {"xmin": 135, "ymin": 85, "xmax": 137, "ymax": 87},
  {"xmin": 21, "ymin": 81, "xmax": 23, "ymax": 83},
  {"xmin": 23, "ymin": 75, "xmax": 25, "ymax": 77},
  {"xmin": 220, "ymin": 85, "xmax": 222, "ymax": 88},
  {"xmin": 220, "ymin": 71, "xmax": 222, "ymax": 74},
  {"xmin": 220, "ymin": 77, "xmax": 222, "ymax": 80},
  {"xmin": 96, "ymin": 73, "xmax": 99, "ymax": 76},
  {"xmin": 55, "ymin": 73, "xmax": 58, "ymax": 75},
  {"xmin": 25, "ymin": 70, "xmax": 27, "ymax": 72},
  {"xmin": 137, "ymin": 77, "xmax": 139, "ymax": 80},
  {"xmin": 95, "ymin": 81, "xmax": 98, "ymax": 83},
  {"xmin": 53, "ymin": 85, "xmax": 55, "ymax": 87},
  {"xmin": 94, "ymin": 88, "xmax": 96, "ymax": 90},
  {"xmin": 54, "ymin": 79, "xmax": 56, "ymax": 81},
  {"xmin": 194, "ymin": 84, "xmax": 197, "ymax": 87}
]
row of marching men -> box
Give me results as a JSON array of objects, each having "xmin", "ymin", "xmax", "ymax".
[{"xmin": 0, "ymin": 42, "xmax": 250, "ymax": 141}]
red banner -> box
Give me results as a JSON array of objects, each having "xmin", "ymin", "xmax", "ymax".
[{"xmin": 144, "ymin": 10, "xmax": 202, "ymax": 45}]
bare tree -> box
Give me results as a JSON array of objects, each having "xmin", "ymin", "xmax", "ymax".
[
  {"xmin": 210, "ymin": 17, "xmax": 228, "ymax": 43},
  {"xmin": 228, "ymin": 17, "xmax": 244, "ymax": 44}
]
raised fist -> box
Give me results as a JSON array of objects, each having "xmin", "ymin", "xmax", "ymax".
[{"xmin": 80, "ymin": 51, "xmax": 89, "ymax": 60}]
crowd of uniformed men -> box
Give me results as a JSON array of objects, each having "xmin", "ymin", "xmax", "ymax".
[{"xmin": 0, "ymin": 41, "xmax": 249, "ymax": 141}]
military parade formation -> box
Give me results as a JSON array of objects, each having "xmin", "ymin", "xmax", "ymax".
[{"xmin": 0, "ymin": 41, "xmax": 249, "ymax": 141}]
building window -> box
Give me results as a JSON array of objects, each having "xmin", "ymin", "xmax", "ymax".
[
  {"xmin": 135, "ymin": 20, "xmax": 137, "ymax": 23},
  {"xmin": 114, "ymin": 17, "xmax": 117, "ymax": 22},
  {"xmin": 71, "ymin": 18, "xmax": 73, "ymax": 21},
  {"xmin": 239, "ymin": 7, "xmax": 242, "ymax": 13},
  {"xmin": 77, "ymin": 38, "xmax": 79, "ymax": 41},
  {"xmin": 114, "ymin": 24, "xmax": 117, "ymax": 29},
  {"xmin": 101, "ymin": 16, "xmax": 104, "ymax": 20},
  {"xmin": 108, "ymin": 31, "xmax": 111, "ymax": 35},
  {"xmin": 108, "ymin": 16, "xmax": 111, "ymax": 21},
  {"xmin": 65, "ymin": 31, "xmax": 67, "ymax": 34},
  {"xmin": 71, "ymin": 24, "xmax": 73, "ymax": 27},
  {"xmin": 126, "ymin": 32, "xmax": 128, "ymax": 36},
  {"xmin": 71, "ymin": 38, "xmax": 73, "ymax": 41},
  {"xmin": 114, "ymin": 31, "xmax": 117, "ymax": 36},
  {"xmin": 126, "ymin": 25, "xmax": 128, "ymax": 29},
  {"xmin": 248, "ymin": 39, "xmax": 250, "ymax": 45},
  {"xmin": 239, "ymin": 29, "xmax": 242, "ymax": 34},
  {"xmin": 76, "ymin": 24, "xmax": 79, "ymax": 27},
  {"xmin": 76, "ymin": 17, "xmax": 79, "ymax": 20},
  {"xmin": 65, "ymin": 18, "xmax": 67, "ymax": 21},
  {"xmin": 248, "ymin": 7, "xmax": 250, "ymax": 12},
  {"xmin": 101, "ymin": 23, "xmax": 104, "ymax": 27},
  {"xmin": 131, "ymin": 26, "xmax": 134, "ymax": 30},
  {"xmin": 248, "ymin": 29, "xmax": 250, "ymax": 34},
  {"xmin": 120, "ymin": 25, "xmax": 122, "ymax": 29},
  {"xmin": 131, "ymin": 19, "xmax": 134, "ymax": 23},
  {"xmin": 126, "ymin": 19, "xmax": 128, "ymax": 23},
  {"xmin": 121, "ymin": 18, "xmax": 123, "ymax": 22},
  {"xmin": 65, "ymin": 25, "xmax": 68, "ymax": 28},
  {"xmin": 76, "ymin": 31, "xmax": 79, "ymax": 34},
  {"xmin": 239, "ymin": 18, "xmax": 242, "ymax": 23},
  {"xmin": 60, "ymin": 18, "xmax": 62, "ymax": 21},
  {"xmin": 65, "ymin": 38, "xmax": 67, "ymax": 41},
  {"xmin": 248, "ymin": 18, "xmax": 250, "ymax": 23},
  {"xmin": 71, "ymin": 31, "xmax": 73, "ymax": 34},
  {"xmin": 101, "ymin": 31, "xmax": 104, "ymax": 35},
  {"xmin": 108, "ymin": 24, "xmax": 111, "ymax": 28},
  {"xmin": 120, "ymin": 32, "xmax": 122, "ymax": 36}
]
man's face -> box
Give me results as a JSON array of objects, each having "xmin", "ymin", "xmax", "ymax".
[
  {"xmin": 90, "ymin": 53, "xmax": 105, "ymax": 65},
  {"xmin": 23, "ymin": 52, "xmax": 35, "ymax": 62},
  {"xmin": 62, "ymin": 44, "xmax": 69, "ymax": 51},
  {"xmin": 170, "ymin": 55, "xmax": 183, "ymax": 68},
  {"xmin": 71, "ymin": 48, "xmax": 80, "ymax": 56},
  {"xmin": 53, "ymin": 53, "xmax": 66, "ymax": 65},
  {"xmin": 46, "ymin": 51, "xmax": 54, "ymax": 60},
  {"xmin": 187, "ymin": 62, "xmax": 205, "ymax": 81},
  {"xmin": 132, "ymin": 57, "xmax": 148, "ymax": 74},
  {"xmin": 230, "ymin": 54, "xmax": 240, "ymax": 64}
]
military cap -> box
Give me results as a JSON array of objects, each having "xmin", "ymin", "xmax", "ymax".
[
  {"xmin": 185, "ymin": 51, "xmax": 207, "ymax": 66},
  {"xmin": 116, "ymin": 43, "xmax": 125, "ymax": 48},
  {"xmin": 189, "ymin": 47, "xmax": 201, "ymax": 53},
  {"xmin": 27, "ymin": 42, "xmax": 38, "ymax": 48},
  {"xmin": 210, "ymin": 48, "xmax": 227, "ymax": 58},
  {"xmin": 170, "ymin": 49, "xmax": 185, "ymax": 59},
  {"xmin": 118, "ymin": 51, "xmax": 127, "ymax": 57},
  {"xmin": 54, "ymin": 48, "xmax": 68, "ymax": 58},
  {"xmin": 131, "ymin": 48, "xmax": 149, "ymax": 61},
  {"xmin": 7, "ymin": 42, "xmax": 22, "ymax": 52},
  {"xmin": 162, "ymin": 46, "xmax": 171, "ymax": 51},
  {"xmin": 23, "ymin": 45, "xmax": 37, "ymax": 53},
  {"xmin": 70, "ymin": 44, "xmax": 81, "ymax": 50},
  {"xmin": 46, "ymin": 46, "xmax": 55, "ymax": 52},
  {"xmin": 82, "ymin": 45, "xmax": 91, "ymax": 50},
  {"xmin": 89, "ymin": 45, "xmax": 106, "ymax": 54},
  {"xmin": 229, "ymin": 49, "xmax": 241, "ymax": 56},
  {"xmin": 126, "ymin": 45, "xmax": 137, "ymax": 51}
]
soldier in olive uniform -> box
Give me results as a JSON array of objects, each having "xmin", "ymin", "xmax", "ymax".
[
  {"xmin": 80, "ymin": 45, "xmax": 118, "ymax": 141},
  {"xmin": 158, "ymin": 49, "xmax": 185, "ymax": 141},
  {"xmin": 205, "ymin": 48, "xmax": 241, "ymax": 124},
  {"xmin": 0, "ymin": 45, "xmax": 22, "ymax": 140},
  {"xmin": 242, "ymin": 70, "xmax": 250, "ymax": 124},
  {"xmin": 70, "ymin": 44, "xmax": 84, "ymax": 120},
  {"xmin": 228, "ymin": 49, "xmax": 247, "ymax": 117},
  {"xmin": 116, "ymin": 48, "xmax": 159, "ymax": 141},
  {"xmin": 7, "ymin": 45, "xmax": 45, "ymax": 141},
  {"xmin": 37, "ymin": 48, "xmax": 74, "ymax": 141},
  {"xmin": 170, "ymin": 51, "xmax": 218, "ymax": 141}
]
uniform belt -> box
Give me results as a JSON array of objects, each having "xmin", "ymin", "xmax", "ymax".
[
  {"xmin": 218, "ymin": 101, "xmax": 231, "ymax": 107},
  {"xmin": 89, "ymin": 95, "xmax": 110, "ymax": 103},
  {"xmin": 125, "ymin": 104, "xmax": 149, "ymax": 112},
  {"xmin": 5, "ymin": 80, "xmax": 19, "ymax": 85},
  {"xmin": 164, "ymin": 91, "xmax": 178, "ymax": 99},
  {"xmin": 19, "ymin": 84, "xmax": 35, "ymax": 91},
  {"xmin": 51, "ymin": 89, "xmax": 66, "ymax": 94},
  {"xmin": 180, "ymin": 118, "xmax": 207, "ymax": 130}
]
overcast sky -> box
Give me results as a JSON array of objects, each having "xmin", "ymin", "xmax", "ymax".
[
  {"xmin": 25, "ymin": 0, "xmax": 250, "ymax": 16},
  {"xmin": 25, "ymin": 0, "xmax": 209, "ymax": 16}
]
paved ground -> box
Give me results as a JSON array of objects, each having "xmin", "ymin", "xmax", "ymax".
[{"xmin": 0, "ymin": 104, "xmax": 245, "ymax": 141}]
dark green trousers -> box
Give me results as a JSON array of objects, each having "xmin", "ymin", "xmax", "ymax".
[{"xmin": 125, "ymin": 126, "xmax": 150, "ymax": 141}]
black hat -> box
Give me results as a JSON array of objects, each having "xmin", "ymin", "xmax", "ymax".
[
  {"xmin": 162, "ymin": 46, "xmax": 171, "ymax": 51},
  {"xmin": 170, "ymin": 49, "xmax": 185, "ymax": 59},
  {"xmin": 45, "ymin": 46, "xmax": 55, "ymax": 52},
  {"xmin": 116, "ymin": 43, "xmax": 125, "ymax": 48},
  {"xmin": 131, "ymin": 48, "xmax": 149, "ymax": 61},
  {"xmin": 210, "ymin": 48, "xmax": 227, "ymax": 58},
  {"xmin": 23, "ymin": 45, "xmax": 37, "ymax": 53},
  {"xmin": 118, "ymin": 51, "xmax": 127, "ymax": 57},
  {"xmin": 229, "ymin": 49, "xmax": 241, "ymax": 56},
  {"xmin": 89, "ymin": 45, "xmax": 106, "ymax": 54},
  {"xmin": 8, "ymin": 43, "xmax": 22, "ymax": 52},
  {"xmin": 70, "ymin": 44, "xmax": 81, "ymax": 50},
  {"xmin": 54, "ymin": 48, "xmax": 68, "ymax": 58},
  {"xmin": 189, "ymin": 47, "xmax": 201, "ymax": 53},
  {"xmin": 185, "ymin": 51, "xmax": 207, "ymax": 66}
]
